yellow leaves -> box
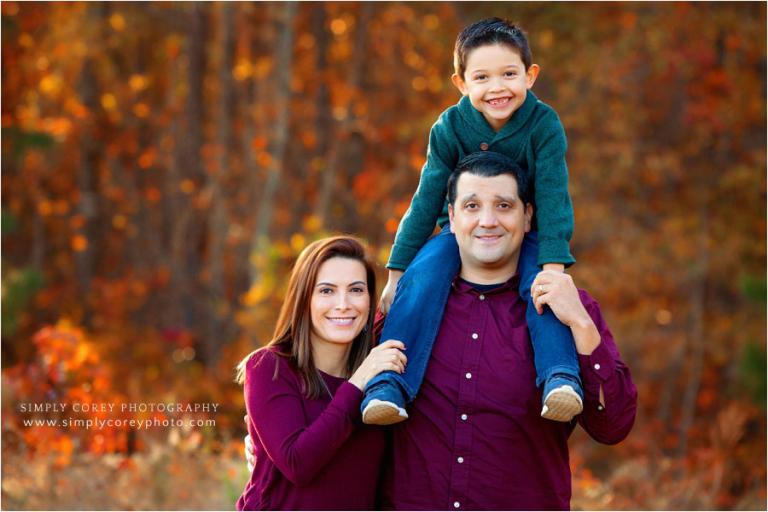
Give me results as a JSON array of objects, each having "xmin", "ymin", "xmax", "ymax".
[
  {"xmin": 133, "ymin": 102, "xmax": 150, "ymax": 118},
  {"xmin": 112, "ymin": 215, "xmax": 128, "ymax": 230},
  {"xmin": 330, "ymin": 18, "xmax": 348, "ymax": 36},
  {"xmin": 411, "ymin": 76, "xmax": 427, "ymax": 92},
  {"xmin": 538, "ymin": 30, "xmax": 554, "ymax": 50},
  {"xmin": 70, "ymin": 235, "xmax": 88, "ymax": 252},
  {"xmin": 233, "ymin": 59, "xmax": 253, "ymax": 81},
  {"xmin": 138, "ymin": 147, "xmax": 156, "ymax": 169},
  {"xmin": 253, "ymin": 57, "xmax": 272, "ymax": 79},
  {"xmin": 302, "ymin": 214, "xmax": 322, "ymax": 233},
  {"xmin": 289, "ymin": 233, "xmax": 305, "ymax": 253},
  {"xmin": 129, "ymin": 74, "xmax": 148, "ymax": 92},
  {"xmin": 655, "ymin": 309, "xmax": 672, "ymax": 325},
  {"xmin": 180, "ymin": 179, "xmax": 196, "ymax": 194},
  {"xmin": 109, "ymin": 13, "xmax": 126, "ymax": 32},
  {"xmin": 100, "ymin": 93, "xmax": 117, "ymax": 111},
  {"xmin": 39, "ymin": 74, "xmax": 63, "ymax": 96}
]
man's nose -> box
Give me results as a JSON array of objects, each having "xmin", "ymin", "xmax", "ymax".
[{"xmin": 478, "ymin": 207, "xmax": 499, "ymax": 227}]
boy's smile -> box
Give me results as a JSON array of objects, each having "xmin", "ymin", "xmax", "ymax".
[{"xmin": 452, "ymin": 44, "xmax": 539, "ymax": 132}]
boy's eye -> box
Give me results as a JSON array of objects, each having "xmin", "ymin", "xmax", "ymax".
[
  {"xmin": 505, "ymin": 71, "xmax": 517, "ymax": 78},
  {"xmin": 473, "ymin": 74, "xmax": 487, "ymax": 81}
]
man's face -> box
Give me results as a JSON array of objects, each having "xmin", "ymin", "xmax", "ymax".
[
  {"xmin": 448, "ymin": 172, "xmax": 532, "ymax": 283},
  {"xmin": 452, "ymin": 44, "xmax": 539, "ymax": 132}
]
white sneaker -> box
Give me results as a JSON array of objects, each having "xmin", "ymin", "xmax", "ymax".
[
  {"xmin": 362, "ymin": 399, "xmax": 408, "ymax": 425},
  {"xmin": 541, "ymin": 385, "xmax": 583, "ymax": 422}
]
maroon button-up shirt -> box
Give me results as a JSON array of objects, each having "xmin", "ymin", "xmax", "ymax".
[{"xmin": 382, "ymin": 276, "xmax": 637, "ymax": 511}]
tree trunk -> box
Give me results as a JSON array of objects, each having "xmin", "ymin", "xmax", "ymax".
[
  {"xmin": 314, "ymin": 2, "xmax": 372, "ymax": 228},
  {"xmin": 203, "ymin": 2, "xmax": 235, "ymax": 365},
  {"xmin": 249, "ymin": 1, "xmax": 297, "ymax": 284}
]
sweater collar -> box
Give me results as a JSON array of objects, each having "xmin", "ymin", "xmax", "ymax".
[{"xmin": 458, "ymin": 90, "xmax": 539, "ymax": 139}]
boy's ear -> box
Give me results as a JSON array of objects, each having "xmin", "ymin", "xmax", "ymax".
[
  {"xmin": 451, "ymin": 73, "xmax": 468, "ymax": 95},
  {"xmin": 525, "ymin": 64, "xmax": 540, "ymax": 89}
]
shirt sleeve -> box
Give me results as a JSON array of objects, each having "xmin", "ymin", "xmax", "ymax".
[
  {"xmin": 244, "ymin": 350, "xmax": 364, "ymax": 486},
  {"xmin": 576, "ymin": 292, "xmax": 638, "ymax": 444},
  {"xmin": 531, "ymin": 110, "xmax": 575, "ymax": 267},
  {"xmin": 387, "ymin": 114, "xmax": 459, "ymax": 270}
]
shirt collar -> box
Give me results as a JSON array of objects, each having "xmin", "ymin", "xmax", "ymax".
[{"xmin": 451, "ymin": 273, "xmax": 521, "ymax": 295}]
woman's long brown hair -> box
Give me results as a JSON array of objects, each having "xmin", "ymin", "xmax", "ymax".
[{"xmin": 235, "ymin": 236, "xmax": 377, "ymax": 399}]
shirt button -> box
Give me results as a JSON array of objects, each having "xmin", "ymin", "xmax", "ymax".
[
  {"xmin": 598, "ymin": 404, "xmax": 605, "ymax": 411},
  {"xmin": 479, "ymin": 294, "xmax": 485, "ymax": 301},
  {"xmin": 471, "ymin": 333, "xmax": 479, "ymax": 340},
  {"xmin": 461, "ymin": 414, "xmax": 468, "ymax": 421},
  {"xmin": 465, "ymin": 372, "xmax": 472, "ymax": 379},
  {"xmin": 457, "ymin": 456, "xmax": 464, "ymax": 464},
  {"xmin": 479, "ymin": 142, "xmax": 489, "ymax": 150},
  {"xmin": 453, "ymin": 502, "xmax": 461, "ymax": 509},
  {"xmin": 594, "ymin": 363, "xmax": 601, "ymax": 370}
]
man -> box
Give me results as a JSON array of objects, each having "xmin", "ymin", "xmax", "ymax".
[{"xmin": 246, "ymin": 151, "xmax": 637, "ymax": 510}]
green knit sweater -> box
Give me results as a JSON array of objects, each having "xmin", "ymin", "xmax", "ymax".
[{"xmin": 387, "ymin": 91, "xmax": 575, "ymax": 270}]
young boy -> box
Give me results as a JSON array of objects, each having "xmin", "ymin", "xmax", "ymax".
[{"xmin": 362, "ymin": 18, "xmax": 584, "ymax": 424}]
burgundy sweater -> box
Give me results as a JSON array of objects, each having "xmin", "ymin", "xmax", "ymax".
[{"xmin": 236, "ymin": 348, "xmax": 385, "ymax": 510}]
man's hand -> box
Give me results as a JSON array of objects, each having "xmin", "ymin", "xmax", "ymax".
[
  {"xmin": 379, "ymin": 269, "xmax": 404, "ymax": 315},
  {"xmin": 244, "ymin": 415, "xmax": 255, "ymax": 472},
  {"xmin": 531, "ymin": 270, "xmax": 600, "ymax": 355}
]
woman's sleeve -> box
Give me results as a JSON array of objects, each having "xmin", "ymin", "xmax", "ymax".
[{"xmin": 244, "ymin": 351, "xmax": 363, "ymax": 486}]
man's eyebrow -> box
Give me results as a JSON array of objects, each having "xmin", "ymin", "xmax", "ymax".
[{"xmin": 459, "ymin": 193, "xmax": 479, "ymax": 202}]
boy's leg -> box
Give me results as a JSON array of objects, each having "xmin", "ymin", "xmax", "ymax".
[
  {"xmin": 519, "ymin": 232, "xmax": 584, "ymax": 422},
  {"xmin": 362, "ymin": 226, "xmax": 460, "ymax": 425}
]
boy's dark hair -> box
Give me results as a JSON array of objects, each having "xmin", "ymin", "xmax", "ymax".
[
  {"xmin": 447, "ymin": 151, "xmax": 531, "ymax": 206},
  {"xmin": 454, "ymin": 17, "xmax": 532, "ymax": 78}
]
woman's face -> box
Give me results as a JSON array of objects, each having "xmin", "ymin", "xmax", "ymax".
[{"xmin": 309, "ymin": 257, "xmax": 370, "ymax": 349}]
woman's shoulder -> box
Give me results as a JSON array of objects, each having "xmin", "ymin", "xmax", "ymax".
[{"xmin": 244, "ymin": 345, "xmax": 296, "ymax": 383}]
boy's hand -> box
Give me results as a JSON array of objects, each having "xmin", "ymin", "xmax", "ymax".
[
  {"xmin": 379, "ymin": 269, "xmax": 404, "ymax": 315},
  {"xmin": 542, "ymin": 263, "xmax": 565, "ymax": 273}
]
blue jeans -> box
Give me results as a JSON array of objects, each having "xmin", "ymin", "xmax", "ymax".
[{"xmin": 365, "ymin": 227, "xmax": 582, "ymax": 404}]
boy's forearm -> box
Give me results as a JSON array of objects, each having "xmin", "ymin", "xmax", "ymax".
[{"xmin": 542, "ymin": 263, "xmax": 565, "ymax": 272}]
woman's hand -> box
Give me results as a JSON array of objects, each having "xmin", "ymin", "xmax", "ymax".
[
  {"xmin": 378, "ymin": 270, "xmax": 404, "ymax": 315},
  {"xmin": 348, "ymin": 340, "xmax": 407, "ymax": 390}
]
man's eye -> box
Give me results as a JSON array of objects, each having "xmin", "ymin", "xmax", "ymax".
[
  {"xmin": 465, "ymin": 203, "xmax": 478, "ymax": 209},
  {"xmin": 498, "ymin": 203, "xmax": 511, "ymax": 209}
]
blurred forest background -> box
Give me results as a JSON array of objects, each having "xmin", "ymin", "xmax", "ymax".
[{"xmin": 1, "ymin": 1, "xmax": 765, "ymax": 510}]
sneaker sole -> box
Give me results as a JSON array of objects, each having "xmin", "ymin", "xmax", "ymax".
[
  {"xmin": 541, "ymin": 386, "xmax": 583, "ymax": 422},
  {"xmin": 362, "ymin": 399, "xmax": 408, "ymax": 425}
]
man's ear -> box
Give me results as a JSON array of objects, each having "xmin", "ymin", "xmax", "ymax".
[
  {"xmin": 451, "ymin": 73, "xmax": 468, "ymax": 95},
  {"xmin": 524, "ymin": 203, "xmax": 533, "ymax": 232},
  {"xmin": 525, "ymin": 64, "xmax": 540, "ymax": 89},
  {"xmin": 448, "ymin": 204, "xmax": 456, "ymax": 233}
]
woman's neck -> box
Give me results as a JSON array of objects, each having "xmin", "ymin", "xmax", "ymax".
[{"xmin": 311, "ymin": 340, "xmax": 351, "ymax": 378}]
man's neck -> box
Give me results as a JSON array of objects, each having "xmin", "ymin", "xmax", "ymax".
[{"xmin": 458, "ymin": 265, "xmax": 516, "ymax": 285}]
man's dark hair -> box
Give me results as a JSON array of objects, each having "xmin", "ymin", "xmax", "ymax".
[
  {"xmin": 454, "ymin": 17, "xmax": 532, "ymax": 78},
  {"xmin": 447, "ymin": 151, "xmax": 531, "ymax": 206}
]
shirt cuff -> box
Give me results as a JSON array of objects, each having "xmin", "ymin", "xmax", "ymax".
[{"xmin": 578, "ymin": 340, "xmax": 616, "ymax": 386}]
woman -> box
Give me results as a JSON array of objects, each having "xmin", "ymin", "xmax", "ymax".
[{"xmin": 235, "ymin": 236, "xmax": 407, "ymax": 511}]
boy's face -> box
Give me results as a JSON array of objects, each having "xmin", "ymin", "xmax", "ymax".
[{"xmin": 452, "ymin": 44, "xmax": 539, "ymax": 132}]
